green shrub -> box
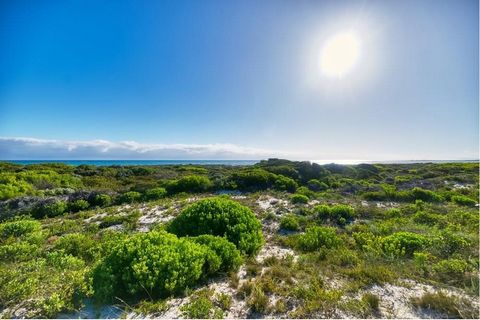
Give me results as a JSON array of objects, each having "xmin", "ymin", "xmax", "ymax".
[
  {"xmin": 280, "ymin": 214, "xmax": 300, "ymax": 231},
  {"xmin": 92, "ymin": 231, "xmax": 210, "ymax": 302},
  {"xmin": 362, "ymin": 293, "xmax": 380, "ymax": 313},
  {"xmin": 314, "ymin": 204, "xmax": 355, "ymax": 226},
  {"xmin": 432, "ymin": 229, "xmax": 470, "ymax": 257},
  {"xmin": 432, "ymin": 259, "xmax": 471, "ymax": 283},
  {"xmin": 451, "ymin": 195, "xmax": 476, "ymax": 207},
  {"xmin": 298, "ymin": 226, "xmax": 340, "ymax": 251},
  {"xmin": 307, "ymin": 179, "xmax": 328, "ymax": 191},
  {"xmin": 412, "ymin": 211, "xmax": 444, "ymax": 226},
  {"xmin": 273, "ymin": 175, "xmax": 298, "ymax": 192},
  {"xmin": 167, "ymin": 198, "xmax": 263, "ymax": 255},
  {"xmin": 167, "ymin": 175, "xmax": 213, "ymax": 194},
  {"xmin": 190, "ymin": 235, "xmax": 243, "ymax": 273},
  {"xmin": 330, "ymin": 205, "xmax": 355, "ymax": 226},
  {"xmin": 144, "ymin": 187, "xmax": 167, "ymax": 200},
  {"xmin": 230, "ymin": 169, "xmax": 274, "ymax": 191},
  {"xmin": 67, "ymin": 199, "xmax": 90, "ymax": 212},
  {"xmin": 180, "ymin": 289, "xmax": 223, "ymax": 319},
  {"xmin": 32, "ymin": 201, "xmax": 68, "ymax": 218},
  {"xmin": 53, "ymin": 233, "xmax": 97, "ymax": 262},
  {"xmin": 91, "ymin": 194, "xmax": 112, "ymax": 207},
  {"xmin": 381, "ymin": 232, "xmax": 428, "ymax": 258},
  {"xmin": 290, "ymin": 194, "xmax": 309, "ymax": 204},
  {"xmin": 0, "ymin": 219, "xmax": 41, "ymax": 238},
  {"xmin": 411, "ymin": 187, "xmax": 443, "ymax": 202},
  {"xmin": 117, "ymin": 191, "xmax": 142, "ymax": 204}
]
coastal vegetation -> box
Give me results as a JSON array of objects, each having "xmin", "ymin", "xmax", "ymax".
[{"xmin": 0, "ymin": 159, "xmax": 478, "ymax": 318}]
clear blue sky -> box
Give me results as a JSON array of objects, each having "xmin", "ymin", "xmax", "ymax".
[{"xmin": 0, "ymin": 0, "xmax": 478, "ymax": 160}]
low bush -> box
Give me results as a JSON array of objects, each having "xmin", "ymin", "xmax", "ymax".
[
  {"xmin": 67, "ymin": 199, "xmax": 90, "ymax": 212},
  {"xmin": 290, "ymin": 194, "xmax": 309, "ymax": 204},
  {"xmin": 117, "ymin": 191, "xmax": 142, "ymax": 204},
  {"xmin": 32, "ymin": 201, "xmax": 68, "ymax": 218},
  {"xmin": 451, "ymin": 195, "xmax": 476, "ymax": 207},
  {"xmin": 167, "ymin": 198, "xmax": 263, "ymax": 255},
  {"xmin": 280, "ymin": 214, "xmax": 300, "ymax": 231},
  {"xmin": 273, "ymin": 175, "xmax": 298, "ymax": 192},
  {"xmin": 90, "ymin": 194, "xmax": 112, "ymax": 207},
  {"xmin": 167, "ymin": 175, "xmax": 213, "ymax": 194},
  {"xmin": 53, "ymin": 233, "xmax": 97, "ymax": 262},
  {"xmin": 0, "ymin": 219, "xmax": 42, "ymax": 238},
  {"xmin": 432, "ymin": 259, "xmax": 471, "ymax": 283},
  {"xmin": 381, "ymin": 232, "xmax": 428, "ymax": 258},
  {"xmin": 298, "ymin": 226, "xmax": 340, "ymax": 251},
  {"xmin": 314, "ymin": 204, "xmax": 355, "ymax": 226},
  {"xmin": 307, "ymin": 179, "xmax": 328, "ymax": 191},
  {"xmin": 410, "ymin": 187, "xmax": 443, "ymax": 202},
  {"xmin": 93, "ymin": 231, "xmax": 210, "ymax": 302},
  {"xmin": 144, "ymin": 187, "xmax": 167, "ymax": 200}
]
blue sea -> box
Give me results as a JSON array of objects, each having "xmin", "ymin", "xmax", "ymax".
[
  {"xmin": 2, "ymin": 159, "xmax": 477, "ymax": 167},
  {"xmin": 4, "ymin": 160, "xmax": 259, "ymax": 166}
]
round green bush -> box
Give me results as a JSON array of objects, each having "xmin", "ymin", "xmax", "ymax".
[
  {"xmin": 167, "ymin": 175, "xmax": 213, "ymax": 194},
  {"xmin": 167, "ymin": 198, "xmax": 263, "ymax": 255},
  {"xmin": 290, "ymin": 194, "xmax": 309, "ymax": 204},
  {"xmin": 117, "ymin": 191, "xmax": 142, "ymax": 204},
  {"xmin": 381, "ymin": 231, "xmax": 428, "ymax": 257},
  {"xmin": 144, "ymin": 187, "xmax": 167, "ymax": 200},
  {"xmin": 92, "ymin": 231, "xmax": 209, "ymax": 302},
  {"xmin": 32, "ymin": 201, "xmax": 68, "ymax": 218}
]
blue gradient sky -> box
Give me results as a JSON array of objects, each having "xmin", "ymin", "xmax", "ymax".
[{"xmin": 0, "ymin": 0, "xmax": 478, "ymax": 160}]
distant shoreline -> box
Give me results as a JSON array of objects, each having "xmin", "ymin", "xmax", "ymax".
[{"xmin": 1, "ymin": 159, "xmax": 478, "ymax": 166}]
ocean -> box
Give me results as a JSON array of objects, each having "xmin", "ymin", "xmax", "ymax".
[{"xmin": 1, "ymin": 159, "xmax": 478, "ymax": 167}]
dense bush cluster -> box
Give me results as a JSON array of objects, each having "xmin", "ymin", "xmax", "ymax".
[
  {"xmin": 168, "ymin": 198, "xmax": 263, "ymax": 255},
  {"xmin": 93, "ymin": 231, "xmax": 242, "ymax": 302}
]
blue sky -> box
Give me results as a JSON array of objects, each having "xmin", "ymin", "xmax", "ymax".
[{"xmin": 0, "ymin": 0, "xmax": 478, "ymax": 160}]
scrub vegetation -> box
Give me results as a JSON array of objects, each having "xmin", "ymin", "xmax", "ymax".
[{"xmin": 0, "ymin": 159, "xmax": 478, "ymax": 318}]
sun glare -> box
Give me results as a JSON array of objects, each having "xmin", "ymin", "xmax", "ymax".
[{"xmin": 320, "ymin": 32, "xmax": 360, "ymax": 78}]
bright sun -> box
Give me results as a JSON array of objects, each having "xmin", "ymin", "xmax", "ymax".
[{"xmin": 320, "ymin": 32, "xmax": 360, "ymax": 78}]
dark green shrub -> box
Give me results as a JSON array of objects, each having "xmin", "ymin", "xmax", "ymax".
[
  {"xmin": 92, "ymin": 231, "xmax": 209, "ymax": 302},
  {"xmin": 411, "ymin": 187, "xmax": 443, "ymax": 202},
  {"xmin": 451, "ymin": 195, "xmax": 476, "ymax": 207},
  {"xmin": 290, "ymin": 194, "xmax": 309, "ymax": 204},
  {"xmin": 230, "ymin": 169, "xmax": 274, "ymax": 191},
  {"xmin": 32, "ymin": 201, "xmax": 68, "ymax": 218},
  {"xmin": 298, "ymin": 226, "xmax": 340, "ymax": 251},
  {"xmin": 273, "ymin": 175, "xmax": 298, "ymax": 192},
  {"xmin": 91, "ymin": 194, "xmax": 112, "ymax": 207},
  {"xmin": 280, "ymin": 214, "xmax": 300, "ymax": 231},
  {"xmin": 190, "ymin": 235, "xmax": 243, "ymax": 273},
  {"xmin": 381, "ymin": 232, "xmax": 428, "ymax": 257},
  {"xmin": 68, "ymin": 199, "xmax": 89, "ymax": 212},
  {"xmin": 144, "ymin": 187, "xmax": 167, "ymax": 200},
  {"xmin": 117, "ymin": 191, "xmax": 142, "ymax": 204},
  {"xmin": 432, "ymin": 229, "xmax": 470, "ymax": 257},
  {"xmin": 307, "ymin": 179, "xmax": 328, "ymax": 191},
  {"xmin": 167, "ymin": 198, "xmax": 263, "ymax": 255},
  {"xmin": 167, "ymin": 175, "xmax": 213, "ymax": 194}
]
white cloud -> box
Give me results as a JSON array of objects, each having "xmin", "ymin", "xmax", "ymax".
[{"xmin": 0, "ymin": 137, "xmax": 293, "ymax": 160}]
